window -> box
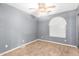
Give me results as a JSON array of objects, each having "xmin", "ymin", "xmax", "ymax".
[{"xmin": 49, "ymin": 17, "xmax": 67, "ymax": 38}]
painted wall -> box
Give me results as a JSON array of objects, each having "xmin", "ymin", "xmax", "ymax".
[
  {"xmin": 76, "ymin": 6, "xmax": 79, "ymax": 47},
  {"xmin": 38, "ymin": 10, "xmax": 77, "ymax": 46},
  {"xmin": 0, "ymin": 3, "xmax": 78, "ymax": 53},
  {"xmin": 0, "ymin": 4, "xmax": 37, "ymax": 53}
]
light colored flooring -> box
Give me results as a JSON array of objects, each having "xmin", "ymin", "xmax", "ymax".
[{"xmin": 2, "ymin": 40, "xmax": 79, "ymax": 56}]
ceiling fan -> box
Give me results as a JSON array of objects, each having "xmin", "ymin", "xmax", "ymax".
[{"xmin": 28, "ymin": 3, "xmax": 56, "ymax": 16}]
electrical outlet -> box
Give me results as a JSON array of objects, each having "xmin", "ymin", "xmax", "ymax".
[
  {"xmin": 41, "ymin": 36, "xmax": 43, "ymax": 38},
  {"xmin": 64, "ymin": 40, "xmax": 67, "ymax": 42},
  {"xmin": 5, "ymin": 44, "xmax": 8, "ymax": 48},
  {"xmin": 22, "ymin": 40, "xmax": 25, "ymax": 43}
]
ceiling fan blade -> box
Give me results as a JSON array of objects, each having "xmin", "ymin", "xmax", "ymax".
[{"xmin": 28, "ymin": 8, "xmax": 35, "ymax": 10}]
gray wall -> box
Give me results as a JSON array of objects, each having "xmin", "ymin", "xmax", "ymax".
[
  {"xmin": 76, "ymin": 6, "xmax": 79, "ymax": 47},
  {"xmin": 38, "ymin": 10, "xmax": 77, "ymax": 46},
  {"xmin": 0, "ymin": 4, "xmax": 37, "ymax": 53},
  {"xmin": 0, "ymin": 3, "xmax": 78, "ymax": 53}
]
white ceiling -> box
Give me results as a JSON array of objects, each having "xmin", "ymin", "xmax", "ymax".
[{"xmin": 8, "ymin": 3, "xmax": 79, "ymax": 17}]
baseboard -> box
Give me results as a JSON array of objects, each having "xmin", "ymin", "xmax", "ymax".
[
  {"xmin": 37, "ymin": 39, "xmax": 77, "ymax": 48},
  {"xmin": 0, "ymin": 39, "xmax": 77, "ymax": 56},
  {"xmin": 0, "ymin": 39, "xmax": 38, "ymax": 56}
]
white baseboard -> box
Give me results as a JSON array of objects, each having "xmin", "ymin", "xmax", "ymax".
[
  {"xmin": 37, "ymin": 39, "xmax": 77, "ymax": 48},
  {"xmin": 0, "ymin": 39, "xmax": 77, "ymax": 56},
  {"xmin": 0, "ymin": 40, "xmax": 38, "ymax": 56}
]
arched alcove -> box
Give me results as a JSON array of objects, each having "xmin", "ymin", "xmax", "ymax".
[{"xmin": 49, "ymin": 17, "xmax": 67, "ymax": 38}]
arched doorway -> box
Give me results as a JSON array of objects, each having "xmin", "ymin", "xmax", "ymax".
[{"xmin": 49, "ymin": 17, "xmax": 67, "ymax": 38}]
